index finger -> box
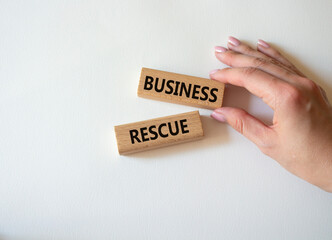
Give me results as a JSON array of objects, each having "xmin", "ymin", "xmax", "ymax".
[{"xmin": 210, "ymin": 67, "xmax": 285, "ymax": 110}]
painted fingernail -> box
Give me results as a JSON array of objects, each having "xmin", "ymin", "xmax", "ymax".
[
  {"xmin": 228, "ymin": 36, "xmax": 241, "ymax": 46},
  {"xmin": 215, "ymin": 46, "xmax": 228, "ymax": 53},
  {"xmin": 211, "ymin": 109, "xmax": 227, "ymax": 122},
  {"xmin": 257, "ymin": 39, "xmax": 270, "ymax": 48},
  {"xmin": 209, "ymin": 69, "xmax": 219, "ymax": 75}
]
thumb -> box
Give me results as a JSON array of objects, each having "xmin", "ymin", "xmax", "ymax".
[{"xmin": 211, "ymin": 107, "xmax": 275, "ymax": 150}]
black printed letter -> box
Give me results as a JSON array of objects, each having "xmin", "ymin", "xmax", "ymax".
[
  {"xmin": 129, "ymin": 129, "xmax": 141, "ymax": 144},
  {"xmin": 144, "ymin": 76, "xmax": 154, "ymax": 90}
]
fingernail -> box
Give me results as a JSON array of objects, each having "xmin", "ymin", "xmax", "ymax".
[
  {"xmin": 228, "ymin": 36, "xmax": 241, "ymax": 46},
  {"xmin": 209, "ymin": 69, "xmax": 219, "ymax": 75},
  {"xmin": 211, "ymin": 109, "xmax": 227, "ymax": 122},
  {"xmin": 257, "ymin": 39, "xmax": 270, "ymax": 48},
  {"xmin": 215, "ymin": 46, "xmax": 227, "ymax": 53}
]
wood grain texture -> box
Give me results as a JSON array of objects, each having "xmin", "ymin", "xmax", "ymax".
[
  {"xmin": 138, "ymin": 67, "xmax": 225, "ymax": 109},
  {"xmin": 114, "ymin": 111, "xmax": 203, "ymax": 155}
]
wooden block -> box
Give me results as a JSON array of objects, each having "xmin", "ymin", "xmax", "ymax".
[
  {"xmin": 137, "ymin": 67, "xmax": 225, "ymax": 109},
  {"xmin": 114, "ymin": 111, "xmax": 203, "ymax": 155}
]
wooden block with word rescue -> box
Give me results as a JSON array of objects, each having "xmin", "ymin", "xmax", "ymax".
[
  {"xmin": 114, "ymin": 111, "xmax": 203, "ymax": 155},
  {"xmin": 138, "ymin": 67, "xmax": 225, "ymax": 109}
]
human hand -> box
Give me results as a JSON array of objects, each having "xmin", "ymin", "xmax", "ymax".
[{"xmin": 209, "ymin": 37, "xmax": 332, "ymax": 192}]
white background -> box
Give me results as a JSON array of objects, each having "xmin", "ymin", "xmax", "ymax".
[{"xmin": 1, "ymin": 0, "xmax": 332, "ymax": 239}]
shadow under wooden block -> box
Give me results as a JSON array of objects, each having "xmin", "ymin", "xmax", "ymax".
[{"xmin": 129, "ymin": 115, "xmax": 229, "ymax": 159}]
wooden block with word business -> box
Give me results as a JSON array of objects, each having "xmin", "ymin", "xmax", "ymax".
[
  {"xmin": 114, "ymin": 111, "xmax": 203, "ymax": 155},
  {"xmin": 137, "ymin": 67, "xmax": 225, "ymax": 109}
]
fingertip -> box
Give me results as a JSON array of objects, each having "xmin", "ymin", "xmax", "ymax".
[
  {"xmin": 215, "ymin": 46, "xmax": 228, "ymax": 53},
  {"xmin": 228, "ymin": 36, "xmax": 241, "ymax": 47},
  {"xmin": 211, "ymin": 109, "xmax": 227, "ymax": 122},
  {"xmin": 209, "ymin": 69, "xmax": 219, "ymax": 78},
  {"xmin": 257, "ymin": 39, "xmax": 270, "ymax": 48},
  {"xmin": 209, "ymin": 68, "xmax": 231, "ymax": 83}
]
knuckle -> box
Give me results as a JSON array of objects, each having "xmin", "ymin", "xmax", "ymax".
[
  {"xmin": 242, "ymin": 67, "xmax": 259, "ymax": 77},
  {"xmin": 302, "ymin": 78, "xmax": 319, "ymax": 92},
  {"xmin": 234, "ymin": 118, "xmax": 245, "ymax": 135},
  {"xmin": 233, "ymin": 111, "xmax": 247, "ymax": 134},
  {"xmin": 241, "ymin": 45, "xmax": 254, "ymax": 55},
  {"xmin": 252, "ymin": 57, "xmax": 268, "ymax": 68},
  {"xmin": 269, "ymin": 58, "xmax": 280, "ymax": 65},
  {"xmin": 280, "ymin": 69, "xmax": 294, "ymax": 79},
  {"xmin": 281, "ymin": 84, "xmax": 306, "ymax": 106},
  {"xmin": 269, "ymin": 58, "xmax": 284, "ymax": 68},
  {"xmin": 272, "ymin": 59, "xmax": 291, "ymax": 70},
  {"xmin": 283, "ymin": 85, "xmax": 301, "ymax": 100}
]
